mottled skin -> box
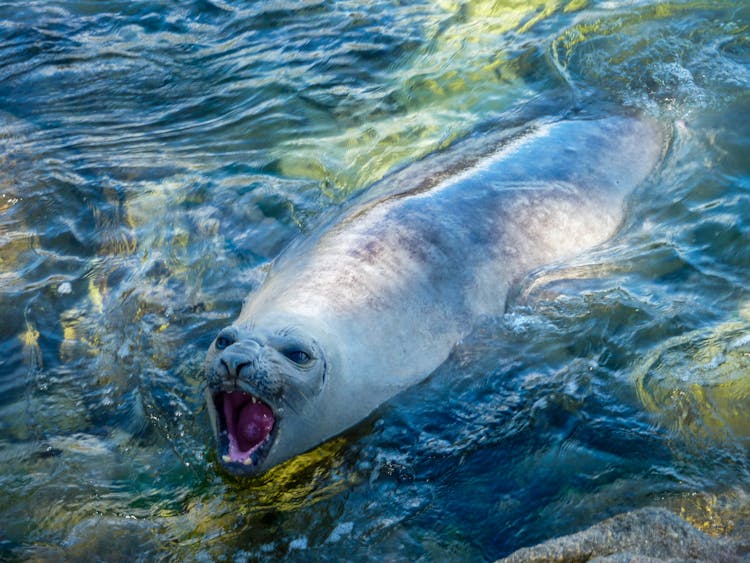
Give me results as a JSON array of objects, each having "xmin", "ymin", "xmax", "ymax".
[{"xmin": 205, "ymin": 114, "xmax": 667, "ymax": 475}]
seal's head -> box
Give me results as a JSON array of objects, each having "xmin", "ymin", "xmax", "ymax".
[{"xmin": 204, "ymin": 322, "xmax": 326, "ymax": 475}]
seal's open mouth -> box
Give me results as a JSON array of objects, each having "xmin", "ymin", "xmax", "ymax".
[{"xmin": 212, "ymin": 391, "xmax": 276, "ymax": 467}]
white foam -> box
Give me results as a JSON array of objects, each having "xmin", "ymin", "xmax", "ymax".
[
  {"xmin": 326, "ymin": 521, "xmax": 354, "ymax": 543},
  {"xmin": 289, "ymin": 536, "xmax": 308, "ymax": 551}
]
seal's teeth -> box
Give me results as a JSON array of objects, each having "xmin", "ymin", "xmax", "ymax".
[
  {"xmin": 222, "ymin": 454, "xmax": 231, "ymax": 463},
  {"xmin": 243, "ymin": 457, "xmax": 253, "ymax": 466},
  {"xmin": 251, "ymin": 396, "xmax": 257, "ymax": 404}
]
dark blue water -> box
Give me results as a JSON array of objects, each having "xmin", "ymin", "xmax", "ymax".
[{"xmin": 1, "ymin": 0, "xmax": 749, "ymax": 559}]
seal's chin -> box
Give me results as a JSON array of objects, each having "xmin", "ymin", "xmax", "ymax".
[{"xmin": 210, "ymin": 390, "xmax": 276, "ymax": 472}]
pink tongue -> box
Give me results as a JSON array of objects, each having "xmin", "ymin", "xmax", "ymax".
[{"xmin": 236, "ymin": 400, "xmax": 274, "ymax": 452}]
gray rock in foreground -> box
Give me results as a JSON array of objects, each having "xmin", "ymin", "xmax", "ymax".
[{"xmin": 500, "ymin": 507, "xmax": 750, "ymax": 562}]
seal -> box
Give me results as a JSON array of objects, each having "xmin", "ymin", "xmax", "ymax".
[{"xmin": 204, "ymin": 114, "xmax": 667, "ymax": 475}]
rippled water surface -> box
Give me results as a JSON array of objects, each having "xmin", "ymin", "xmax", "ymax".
[{"xmin": 2, "ymin": 0, "xmax": 750, "ymax": 560}]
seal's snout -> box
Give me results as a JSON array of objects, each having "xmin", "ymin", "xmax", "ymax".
[
  {"xmin": 220, "ymin": 350, "xmax": 246, "ymax": 380},
  {"xmin": 211, "ymin": 326, "xmax": 264, "ymax": 382},
  {"xmin": 205, "ymin": 325, "xmax": 281, "ymax": 473},
  {"xmin": 218, "ymin": 341, "xmax": 261, "ymax": 380}
]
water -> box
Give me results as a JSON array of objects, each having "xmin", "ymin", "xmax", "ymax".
[{"xmin": 1, "ymin": 0, "xmax": 749, "ymax": 559}]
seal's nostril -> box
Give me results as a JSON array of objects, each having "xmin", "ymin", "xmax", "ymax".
[
  {"xmin": 215, "ymin": 327, "xmax": 238, "ymax": 350},
  {"xmin": 220, "ymin": 354, "xmax": 250, "ymax": 379}
]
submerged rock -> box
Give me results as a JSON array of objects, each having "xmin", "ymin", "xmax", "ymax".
[
  {"xmin": 634, "ymin": 315, "xmax": 750, "ymax": 446},
  {"xmin": 500, "ymin": 507, "xmax": 749, "ymax": 562},
  {"xmin": 24, "ymin": 516, "xmax": 159, "ymax": 562}
]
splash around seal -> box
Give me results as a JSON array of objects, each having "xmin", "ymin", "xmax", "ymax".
[{"xmin": 205, "ymin": 113, "xmax": 668, "ymax": 476}]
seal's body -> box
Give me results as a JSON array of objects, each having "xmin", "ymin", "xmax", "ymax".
[{"xmin": 205, "ymin": 115, "xmax": 666, "ymax": 475}]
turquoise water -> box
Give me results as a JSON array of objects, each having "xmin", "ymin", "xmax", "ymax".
[{"xmin": 1, "ymin": 0, "xmax": 750, "ymax": 559}]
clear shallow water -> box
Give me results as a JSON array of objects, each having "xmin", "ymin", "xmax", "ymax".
[{"xmin": 1, "ymin": 0, "xmax": 749, "ymax": 560}]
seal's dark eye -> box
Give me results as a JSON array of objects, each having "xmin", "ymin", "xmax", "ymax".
[
  {"xmin": 214, "ymin": 327, "xmax": 238, "ymax": 351},
  {"xmin": 284, "ymin": 350, "xmax": 311, "ymax": 364}
]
